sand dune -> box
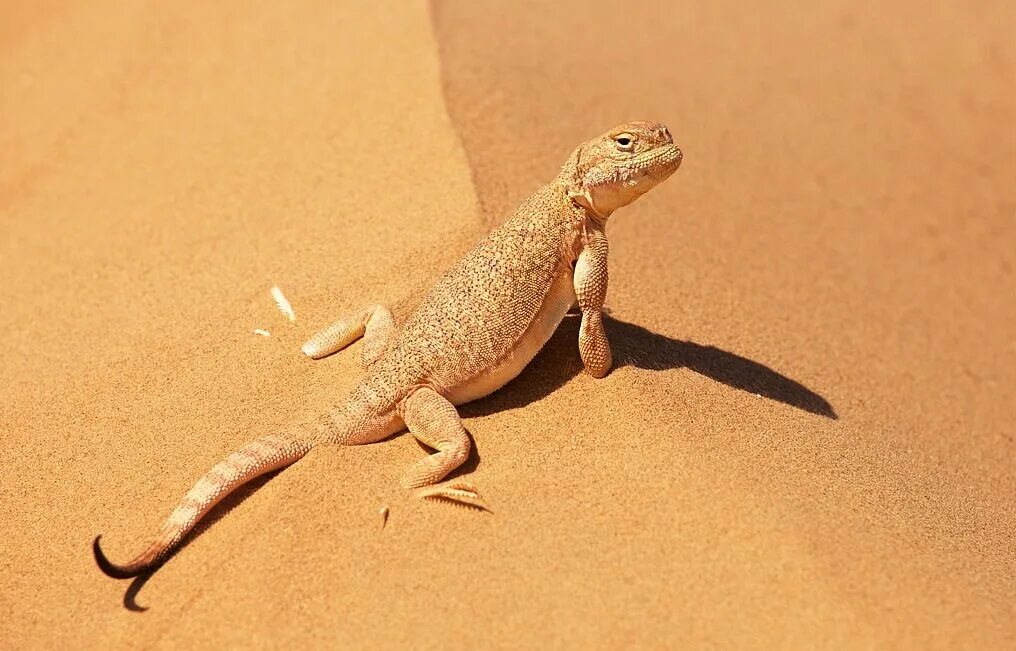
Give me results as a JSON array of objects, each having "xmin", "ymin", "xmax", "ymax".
[{"xmin": 2, "ymin": 0, "xmax": 1014, "ymax": 647}]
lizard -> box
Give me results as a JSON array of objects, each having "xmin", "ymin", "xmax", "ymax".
[{"xmin": 92, "ymin": 120, "xmax": 682, "ymax": 578}]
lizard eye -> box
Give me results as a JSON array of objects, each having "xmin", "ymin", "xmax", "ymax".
[{"xmin": 613, "ymin": 134, "xmax": 635, "ymax": 152}]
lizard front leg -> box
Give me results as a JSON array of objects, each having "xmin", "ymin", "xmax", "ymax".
[{"xmin": 573, "ymin": 225, "xmax": 612, "ymax": 378}]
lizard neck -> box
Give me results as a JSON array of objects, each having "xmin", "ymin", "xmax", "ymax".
[
  {"xmin": 585, "ymin": 205, "xmax": 610, "ymax": 228},
  {"xmin": 567, "ymin": 192, "xmax": 610, "ymax": 229},
  {"xmin": 562, "ymin": 181, "xmax": 612, "ymax": 227}
]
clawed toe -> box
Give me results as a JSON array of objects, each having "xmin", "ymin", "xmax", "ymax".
[{"xmin": 414, "ymin": 481, "xmax": 492, "ymax": 512}]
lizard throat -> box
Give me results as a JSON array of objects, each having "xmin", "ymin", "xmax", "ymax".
[{"xmin": 568, "ymin": 189, "xmax": 611, "ymax": 226}]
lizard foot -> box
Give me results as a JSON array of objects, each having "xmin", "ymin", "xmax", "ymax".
[{"xmin": 414, "ymin": 481, "xmax": 492, "ymax": 513}]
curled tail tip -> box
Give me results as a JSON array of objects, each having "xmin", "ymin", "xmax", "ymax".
[{"xmin": 92, "ymin": 535, "xmax": 145, "ymax": 580}]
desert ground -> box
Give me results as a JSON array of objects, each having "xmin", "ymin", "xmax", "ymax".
[{"xmin": 1, "ymin": 0, "xmax": 1014, "ymax": 648}]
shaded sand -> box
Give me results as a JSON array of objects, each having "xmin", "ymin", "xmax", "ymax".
[{"xmin": 2, "ymin": 0, "xmax": 1014, "ymax": 647}]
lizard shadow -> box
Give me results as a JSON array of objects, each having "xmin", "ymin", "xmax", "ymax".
[
  {"xmin": 120, "ymin": 470, "xmax": 283, "ymax": 612},
  {"xmin": 461, "ymin": 314, "xmax": 837, "ymax": 419}
]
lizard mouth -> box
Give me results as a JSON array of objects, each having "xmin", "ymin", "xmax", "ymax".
[
  {"xmin": 606, "ymin": 144, "xmax": 681, "ymax": 188},
  {"xmin": 630, "ymin": 144, "xmax": 683, "ymax": 175}
]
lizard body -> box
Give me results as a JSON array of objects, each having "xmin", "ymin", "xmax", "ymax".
[{"xmin": 93, "ymin": 121, "xmax": 682, "ymax": 578}]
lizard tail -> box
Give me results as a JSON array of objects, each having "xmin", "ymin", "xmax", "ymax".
[{"xmin": 93, "ymin": 431, "xmax": 315, "ymax": 578}]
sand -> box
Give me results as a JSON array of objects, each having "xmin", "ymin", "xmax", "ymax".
[{"xmin": 2, "ymin": 0, "xmax": 1014, "ymax": 647}]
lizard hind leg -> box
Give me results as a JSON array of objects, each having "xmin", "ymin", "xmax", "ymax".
[
  {"xmin": 359, "ymin": 305, "xmax": 396, "ymax": 367},
  {"xmin": 399, "ymin": 387, "xmax": 472, "ymax": 489},
  {"xmin": 302, "ymin": 304, "xmax": 395, "ymax": 363}
]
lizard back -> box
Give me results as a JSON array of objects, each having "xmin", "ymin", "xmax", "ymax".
[{"xmin": 376, "ymin": 182, "xmax": 584, "ymax": 398}]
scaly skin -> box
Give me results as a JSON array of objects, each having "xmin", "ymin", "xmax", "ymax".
[{"xmin": 93, "ymin": 121, "xmax": 682, "ymax": 578}]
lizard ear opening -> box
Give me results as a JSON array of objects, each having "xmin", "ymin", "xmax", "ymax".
[
  {"xmin": 562, "ymin": 145, "xmax": 600, "ymax": 215},
  {"xmin": 561, "ymin": 146, "xmax": 584, "ymax": 192}
]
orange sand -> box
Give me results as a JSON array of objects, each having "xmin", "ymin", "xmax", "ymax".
[{"xmin": 2, "ymin": 0, "xmax": 1014, "ymax": 647}]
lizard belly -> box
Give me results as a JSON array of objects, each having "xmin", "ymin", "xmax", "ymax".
[{"xmin": 446, "ymin": 267, "xmax": 577, "ymax": 406}]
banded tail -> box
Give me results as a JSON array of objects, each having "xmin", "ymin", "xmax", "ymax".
[{"xmin": 93, "ymin": 431, "xmax": 314, "ymax": 578}]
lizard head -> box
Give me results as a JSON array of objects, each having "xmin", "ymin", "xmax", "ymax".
[{"xmin": 561, "ymin": 121, "xmax": 682, "ymax": 221}]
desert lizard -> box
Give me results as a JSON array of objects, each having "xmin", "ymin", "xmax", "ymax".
[{"xmin": 93, "ymin": 121, "xmax": 682, "ymax": 578}]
